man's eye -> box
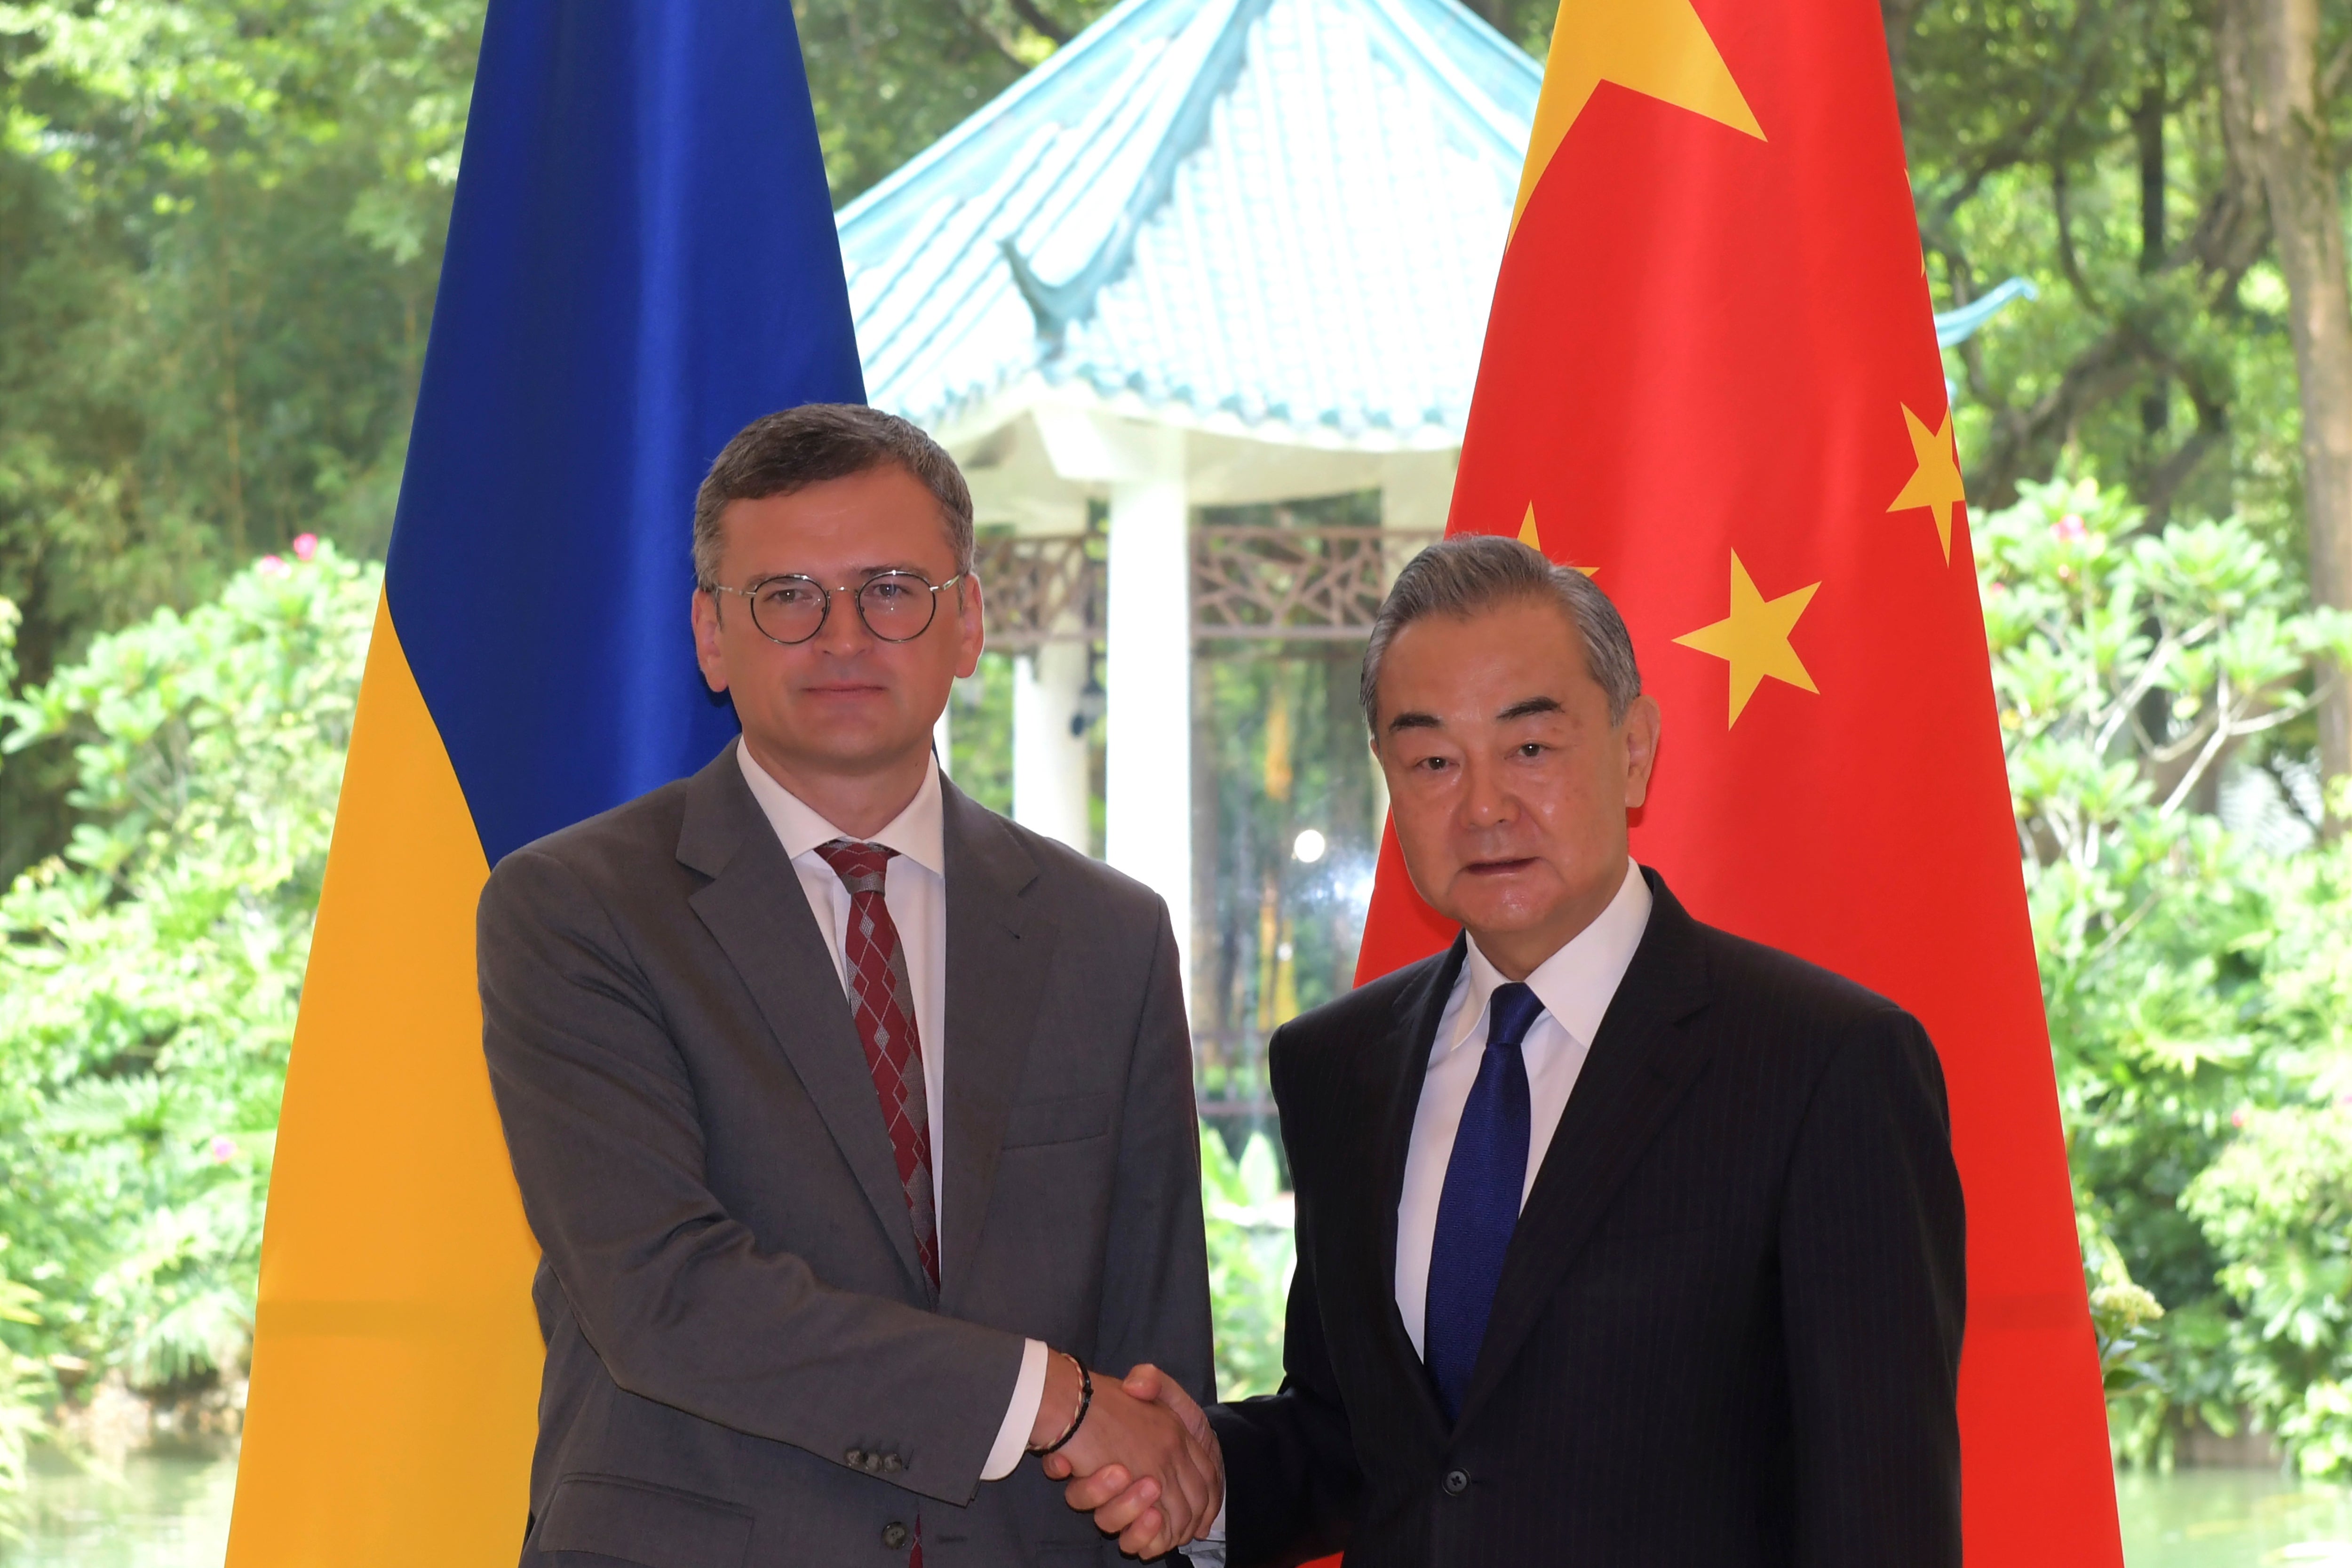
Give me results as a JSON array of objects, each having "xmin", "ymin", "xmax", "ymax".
[
  {"xmin": 1519, "ymin": 742, "xmax": 1547, "ymax": 757},
  {"xmin": 761, "ymin": 582, "xmax": 821, "ymax": 608},
  {"xmin": 868, "ymin": 579, "xmax": 915, "ymax": 602}
]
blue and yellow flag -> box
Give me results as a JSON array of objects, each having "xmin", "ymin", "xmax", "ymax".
[{"xmin": 227, "ymin": 4, "xmax": 862, "ymax": 1559}]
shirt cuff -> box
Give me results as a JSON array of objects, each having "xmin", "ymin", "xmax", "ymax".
[
  {"xmin": 980, "ymin": 1338, "xmax": 1049, "ymax": 1481},
  {"xmin": 1186, "ymin": 1501, "xmax": 1228, "ymax": 1567}
]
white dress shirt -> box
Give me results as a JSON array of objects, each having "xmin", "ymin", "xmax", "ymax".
[
  {"xmin": 735, "ymin": 741, "xmax": 1049, "ymax": 1481},
  {"xmin": 1394, "ymin": 858, "xmax": 1653, "ymax": 1353}
]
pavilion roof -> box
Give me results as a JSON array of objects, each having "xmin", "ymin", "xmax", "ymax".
[
  {"xmin": 835, "ymin": 0, "xmax": 1542, "ymax": 451},
  {"xmin": 834, "ymin": 0, "xmax": 2034, "ymax": 452}
]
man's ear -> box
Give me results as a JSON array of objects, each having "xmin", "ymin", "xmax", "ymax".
[
  {"xmin": 691, "ymin": 587, "xmax": 730, "ymax": 695},
  {"xmin": 954, "ymin": 573, "xmax": 986, "ymax": 680},
  {"xmin": 1620, "ymin": 693, "xmax": 1662, "ymax": 809}
]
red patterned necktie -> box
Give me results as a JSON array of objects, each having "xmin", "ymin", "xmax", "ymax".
[{"xmin": 814, "ymin": 839, "xmax": 940, "ymax": 1296}]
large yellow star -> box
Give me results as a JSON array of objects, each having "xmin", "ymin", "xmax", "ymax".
[
  {"xmin": 1887, "ymin": 404, "xmax": 1967, "ymax": 563},
  {"xmin": 1511, "ymin": 0, "xmax": 1766, "ymax": 235},
  {"xmin": 1673, "ymin": 551, "xmax": 1821, "ymax": 725}
]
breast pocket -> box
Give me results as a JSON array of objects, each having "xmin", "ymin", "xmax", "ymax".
[
  {"xmin": 532, "ymin": 1474, "xmax": 754, "ymax": 1568},
  {"xmin": 1002, "ymin": 1091, "xmax": 1114, "ymax": 1148}
]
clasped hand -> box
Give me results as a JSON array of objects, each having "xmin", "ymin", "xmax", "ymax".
[{"xmin": 1040, "ymin": 1364, "xmax": 1221, "ymax": 1559}]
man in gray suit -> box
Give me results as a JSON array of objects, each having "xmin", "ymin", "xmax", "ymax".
[{"xmin": 478, "ymin": 404, "xmax": 1219, "ymax": 1567}]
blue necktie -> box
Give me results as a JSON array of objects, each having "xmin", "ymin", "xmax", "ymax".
[{"xmin": 1424, "ymin": 981, "xmax": 1545, "ymax": 1423}]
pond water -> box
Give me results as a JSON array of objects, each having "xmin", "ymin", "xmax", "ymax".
[
  {"xmin": 4, "ymin": 1451, "xmax": 2350, "ymax": 1564},
  {"xmin": 2116, "ymin": 1469, "xmax": 2352, "ymax": 1567},
  {"xmin": 6, "ymin": 1449, "xmax": 235, "ymax": 1568}
]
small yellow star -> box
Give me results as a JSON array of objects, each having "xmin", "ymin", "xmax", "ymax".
[
  {"xmin": 1516, "ymin": 504, "xmax": 1599, "ymax": 575},
  {"xmin": 1673, "ymin": 551, "xmax": 1821, "ymax": 725},
  {"xmin": 1887, "ymin": 404, "xmax": 1967, "ymax": 563}
]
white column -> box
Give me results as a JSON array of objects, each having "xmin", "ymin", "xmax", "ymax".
[
  {"xmin": 1012, "ymin": 644, "xmax": 1093, "ymax": 852},
  {"xmin": 1105, "ymin": 456, "xmax": 1192, "ymax": 995}
]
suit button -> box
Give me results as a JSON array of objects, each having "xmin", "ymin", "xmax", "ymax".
[
  {"xmin": 1443, "ymin": 1468, "xmax": 1470, "ymax": 1496},
  {"xmin": 881, "ymin": 1454, "xmax": 904, "ymax": 1474},
  {"xmin": 845, "ymin": 1448, "xmax": 866, "ymax": 1468},
  {"xmin": 882, "ymin": 1522, "xmax": 911, "ymax": 1549}
]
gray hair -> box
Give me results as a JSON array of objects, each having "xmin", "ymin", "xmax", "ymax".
[
  {"xmin": 1360, "ymin": 534, "xmax": 1642, "ymax": 731},
  {"xmin": 693, "ymin": 404, "xmax": 975, "ymax": 588}
]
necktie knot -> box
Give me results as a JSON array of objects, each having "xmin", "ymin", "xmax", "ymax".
[
  {"xmin": 1486, "ymin": 981, "xmax": 1545, "ymax": 1053},
  {"xmin": 816, "ymin": 837, "xmax": 896, "ymax": 895}
]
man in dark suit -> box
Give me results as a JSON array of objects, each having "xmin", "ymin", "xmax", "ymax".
[
  {"xmin": 1070, "ymin": 535, "xmax": 1965, "ymax": 1566},
  {"xmin": 478, "ymin": 405, "xmax": 1219, "ymax": 1566}
]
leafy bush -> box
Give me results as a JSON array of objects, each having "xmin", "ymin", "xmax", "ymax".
[
  {"xmin": 1200, "ymin": 1129, "xmax": 1295, "ymax": 1400},
  {"xmin": 0, "ymin": 541, "xmax": 377, "ymax": 1391},
  {"xmin": 1980, "ymin": 472, "xmax": 2352, "ymax": 1470},
  {"xmin": 0, "ymin": 1241, "xmax": 42, "ymax": 1538}
]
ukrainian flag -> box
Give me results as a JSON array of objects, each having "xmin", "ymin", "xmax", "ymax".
[{"xmin": 226, "ymin": 4, "xmax": 862, "ymax": 1559}]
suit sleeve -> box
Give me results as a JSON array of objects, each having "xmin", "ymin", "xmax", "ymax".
[
  {"xmin": 477, "ymin": 847, "xmax": 1026, "ymax": 1506},
  {"xmin": 1205, "ymin": 1024, "xmax": 1364, "ymax": 1568},
  {"xmin": 1780, "ymin": 1006, "xmax": 1967, "ymax": 1568},
  {"xmin": 1091, "ymin": 906, "xmax": 1216, "ymax": 1406}
]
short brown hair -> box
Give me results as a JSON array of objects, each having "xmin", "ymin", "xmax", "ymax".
[
  {"xmin": 1361, "ymin": 534, "xmax": 1642, "ymax": 730},
  {"xmin": 692, "ymin": 404, "xmax": 975, "ymax": 587}
]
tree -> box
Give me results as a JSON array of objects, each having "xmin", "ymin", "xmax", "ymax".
[
  {"xmin": 1889, "ymin": 0, "xmax": 2352, "ymax": 799},
  {"xmin": 0, "ymin": 0, "xmax": 477, "ymax": 877},
  {"xmin": 795, "ymin": 0, "xmax": 1107, "ymax": 203},
  {"xmin": 2213, "ymin": 0, "xmax": 2352, "ymax": 798}
]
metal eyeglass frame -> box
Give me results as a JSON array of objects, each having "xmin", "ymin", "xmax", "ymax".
[{"xmin": 704, "ymin": 570, "xmax": 969, "ymax": 646}]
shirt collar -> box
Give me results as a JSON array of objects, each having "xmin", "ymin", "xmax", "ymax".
[
  {"xmin": 1442, "ymin": 858, "xmax": 1653, "ymax": 1060},
  {"xmin": 734, "ymin": 739, "xmax": 946, "ymax": 877}
]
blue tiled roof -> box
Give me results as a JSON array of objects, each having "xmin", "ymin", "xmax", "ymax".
[
  {"xmin": 836, "ymin": 0, "xmax": 2034, "ymax": 445},
  {"xmin": 837, "ymin": 0, "xmax": 1542, "ymax": 447}
]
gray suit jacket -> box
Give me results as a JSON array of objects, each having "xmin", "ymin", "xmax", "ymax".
[{"xmin": 478, "ymin": 741, "xmax": 1213, "ymax": 1568}]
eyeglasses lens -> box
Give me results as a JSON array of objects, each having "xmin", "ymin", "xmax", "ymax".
[
  {"xmin": 857, "ymin": 574, "xmax": 938, "ymax": 640},
  {"xmin": 748, "ymin": 579, "xmax": 829, "ymax": 644}
]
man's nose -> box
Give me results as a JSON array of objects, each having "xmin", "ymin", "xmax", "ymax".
[
  {"xmin": 813, "ymin": 584, "xmax": 878, "ymax": 653},
  {"xmin": 1458, "ymin": 754, "xmax": 1516, "ymax": 828}
]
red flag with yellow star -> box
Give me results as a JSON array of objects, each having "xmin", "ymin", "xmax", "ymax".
[{"xmin": 1352, "ymin": 0, "xmax": 2121, "ymax": 1560}]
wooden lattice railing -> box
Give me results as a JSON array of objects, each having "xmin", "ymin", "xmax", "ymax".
[
  {"xmin": 969, "ymin": 525, "xmax": 1443, "ymax": 648},
  {"xmin": 1192, "ymin": 525, "xmax": 1441, "ymax": 639}
]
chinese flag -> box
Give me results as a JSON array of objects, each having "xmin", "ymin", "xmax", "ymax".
[{"xmin": 1353, "ymin": 0, "xmax": 2122, "ymax": 1561}]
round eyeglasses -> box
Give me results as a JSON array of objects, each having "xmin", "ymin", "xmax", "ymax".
[{"xmin": 706, "ymin": 570, "xmax": 967, "ymax": 646}]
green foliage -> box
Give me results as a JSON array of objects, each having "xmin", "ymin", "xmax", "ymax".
[
  {"xmin": 0, "ymin": 1240, "xmax": 44, "ymax": 1538},
  {"xmin": 0, "ymin": 542, "xmax": 376, "ymax": 1390},
  {"xmin": 2185, "ymin": 1001, "xmax": 2352, "ymax": 1479},
  {"xmin": 1200, "ymin": 1129, "xmax": 1295, "ymax": 1400},
  {"xmin": 0, "ymin": 0, "xmax": 476, "ymax": 876},
  {"xmin": 947, "ymin": 651, "xmax": 1018, "ymax": 818},
  {"xmin": 795, "ymin": 0, "xmax": 1107, "ymax": 203},
  {"xmin": 1892, "ymin": 0, "xmax": 2325, "ymax": 548},
  {"xmin": 1981, "ymin": 472, "xmax": 2352, "ymax": 1468}
]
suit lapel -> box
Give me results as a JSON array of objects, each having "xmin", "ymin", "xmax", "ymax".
[
  {"xmin": 1451, "ymin": 872, "xmax": 1715, "ymax": 1432},
  {"xmin": 1364, "ymin": 939, "xmax": 1466, "ymax": 1440},
  {"xmin": 935, "ymin": 782, "xmax": 1057, "ymax": 1315},
  {"xmin": 678, "ymin": 743, "xmax": 933, "ymax": 1300}
]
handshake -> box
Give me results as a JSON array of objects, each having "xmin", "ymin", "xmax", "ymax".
[{"xmin": 1026, "ymin": 1354, "xmax": 1220, "ymax": 1560}]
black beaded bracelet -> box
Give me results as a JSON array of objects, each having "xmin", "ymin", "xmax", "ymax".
[{"xmin": 1037, "ymin": 1353, "xmax": 1093, "ymax": 1456}]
